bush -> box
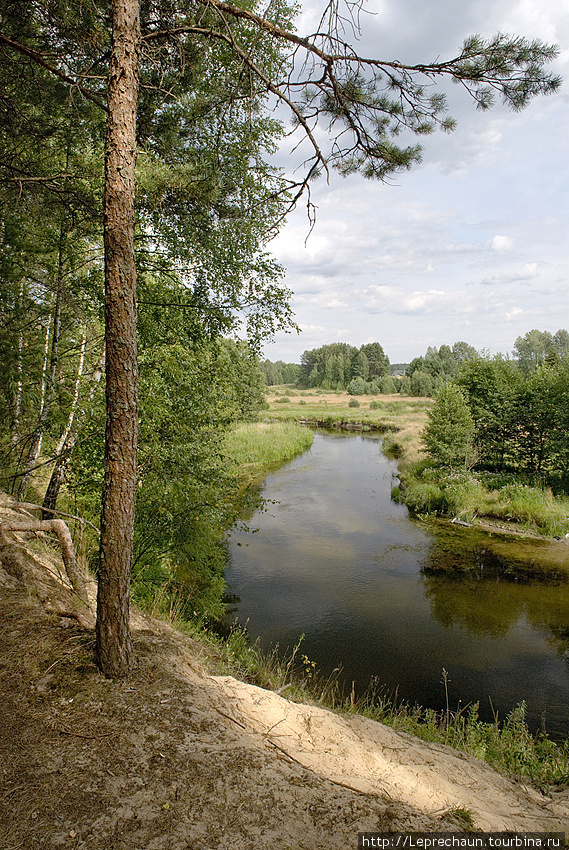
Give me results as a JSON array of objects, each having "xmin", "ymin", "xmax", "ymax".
[
  {"xmin": 276, "ymin": 396, "xmax": 290, "ymax": 403},
  {"xmin": 347, "ymin": 377, "xmax": 367, "ymax": 395},
  {"xmin": 441, "ymin": 473, "xmax": 486, "ymax": 519},
  {"xmin": 348, "ymin": 398, "xmax": 360, "ymax": 408},
  {"xmin": 423, "ymin": 382, "xmax": 475, "ymax": 471},
  {"xmin": 369, "ymin": 399, "xmax": 383, "ymax": 410}
]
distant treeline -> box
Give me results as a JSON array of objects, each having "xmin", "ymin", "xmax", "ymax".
[
  {"xmin": 261, "ymin": 329, "xmax": 569, "ymax": 398},
  {"xmin": 259, "ymin": 359, "xmax": 301, "ymax": 386}
]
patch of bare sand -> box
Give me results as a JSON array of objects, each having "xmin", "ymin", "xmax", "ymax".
[
  {"xmin": 1, "ymin": 498, "xmax": 568, "ymax": 848},
  {"xmin": 213, "ymin": 677, "xmax": 569, "ymax": 833}
]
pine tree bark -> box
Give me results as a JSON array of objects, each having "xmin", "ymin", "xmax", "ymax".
[{"xmin": 95, "ymin": 0, "xmax": 140, "ymax": 678}]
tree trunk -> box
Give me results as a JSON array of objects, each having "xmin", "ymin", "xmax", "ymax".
[
  {"xmin": 0, "ymin": 519, "xmax": 88, "ymax": 605},
  {"xmin": 55, "ymin": 324, "xmax": 87, "ymax": 455},
  {"xmin": 95, "ymin": 0, "xmax": 140, "ymax": 678},
  {"xmin": 42, "ymin": 343, "xmax": 105, "ymax": 519},
  {"xmin": 16, "ymin": 237, "xmax": 64, "ymax": 500},
  {"xmin": 11, "ymin": 279, "xmax": 25, "ymax": 451}
]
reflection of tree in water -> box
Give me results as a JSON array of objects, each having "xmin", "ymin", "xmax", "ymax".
[{"xmin": 421, "ymin": 533, "xmax": 569, "ymax": 650}]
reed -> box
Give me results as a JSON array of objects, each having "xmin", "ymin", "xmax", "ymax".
[{"xmin": 224, "ymin": 421, "xmax": 314, "ymax": 479}]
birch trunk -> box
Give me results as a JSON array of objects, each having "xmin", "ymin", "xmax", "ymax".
[
  {"xmin": 16, "ymin": 235, "xmax": 64, "ymax": 500},
  {"xmin": 41, "ymin": 338, "xmax": 103, "ymax": 519}
]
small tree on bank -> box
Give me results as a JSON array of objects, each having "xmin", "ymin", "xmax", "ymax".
[{"xmin": 423, "ymin": 383, "xmax": 476, "ymax": 472}]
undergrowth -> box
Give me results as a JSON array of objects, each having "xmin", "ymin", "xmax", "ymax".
[{"xmin": 399, "ymin": 465, "xmax": 569, "ymax": 538}]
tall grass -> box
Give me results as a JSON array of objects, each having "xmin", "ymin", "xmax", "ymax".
[
  {"xmin": 400, "ymin": 466, "xmax": 569, "ymax": 537},
  {"xmin": 224, "ymin": 421, "xmax": 314, "ymax": 480}
]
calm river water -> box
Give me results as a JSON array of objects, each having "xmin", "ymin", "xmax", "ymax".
[{"xmin": 226, "ymin": 432, "xmax": 569, "ymax": 739}]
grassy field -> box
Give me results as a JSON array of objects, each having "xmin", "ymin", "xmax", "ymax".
[{"xmin": 264, "ymin": 386, "xmax": 432, "ymax": 468}]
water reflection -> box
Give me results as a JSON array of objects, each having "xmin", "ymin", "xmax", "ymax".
[{"xmin": 421, "ymin": 524, "xmax": 569, "ymax": 648}]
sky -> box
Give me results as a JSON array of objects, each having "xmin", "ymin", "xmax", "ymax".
[{"xmin": 261, "ymin": 0, "xmax": 569, "ymax": 366}]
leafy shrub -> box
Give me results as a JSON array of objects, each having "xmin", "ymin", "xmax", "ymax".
[
  {"xmin": 276, "ymin": 396, "xmax": 290, "ymax": 403},
  {"xmin": 348, "ymin": 398, "xmax": 360, "ymax": 408},
  {"xmin": 369, "ymin": 399, "xmax": 383, "ymax": 410},
  {"xmin": 347, "ymin": 377, "xmax": 367, "ymax": 395}
]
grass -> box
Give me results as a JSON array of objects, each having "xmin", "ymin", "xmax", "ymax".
[
  {"xmin": 224, "ymin": 420, "xmax": 314, "ymax": 485},
  {"xmin": 399, "ymin": 465, "xmax": 569, "ymax": 538}
]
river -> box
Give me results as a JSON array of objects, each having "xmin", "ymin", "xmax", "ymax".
[{"xmin": 226, "ymin": 431, "xmax": 569, "ymax": 739}]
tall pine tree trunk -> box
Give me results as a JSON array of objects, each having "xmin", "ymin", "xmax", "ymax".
[{"xmin": 95, "ymin": 0, "xmax": 140, "ymax": 678}]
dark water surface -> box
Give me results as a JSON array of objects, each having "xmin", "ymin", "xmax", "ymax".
[{"xmin": 226, "ymin": 432, "xmax": 569, "ymax": 739}]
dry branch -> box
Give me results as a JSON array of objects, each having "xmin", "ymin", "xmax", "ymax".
[{"xmin": 0, "ymin": 520, "xmax": 88, "ymax": 606}]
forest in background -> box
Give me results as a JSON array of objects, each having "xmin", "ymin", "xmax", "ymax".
[{"xmin": 262, "ymin": 328, "xmax": 569, "ymax": 504}]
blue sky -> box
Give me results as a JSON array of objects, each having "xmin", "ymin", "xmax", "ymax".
[{"xmin": 262, "ymin": 0, "xmax": 569, "ymax": 365}]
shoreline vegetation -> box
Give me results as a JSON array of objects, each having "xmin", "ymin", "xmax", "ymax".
[{"xmin": 263, "ymin": 386, "xmax": 569, "ymax": 544}]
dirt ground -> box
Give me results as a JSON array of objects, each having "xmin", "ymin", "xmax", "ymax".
[{"xmin": 1, "ymin": 495, "xmax": 569, "ymax": 849}]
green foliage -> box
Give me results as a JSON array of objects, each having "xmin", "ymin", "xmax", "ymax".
[
  {"xmin": 380, "ymin": 375, "xmax": 397, "ymax": 394},
  {"xmin": 423, "ymin": 383, "xmax": 475, "ymax": 471},
  {"xmin": 224, "ymin": 422, "xmax": 314, "ymax": 476},
  {"xmin": 347, "ymin": 377, "xmax": 367, "ymax": 395},
  {"xmin": 259, "ymin": 359, "xmax": 301, "ymax": 386},
  {"xmin": 348, "ymin": 398, "xmax": 360, "ymax": 408},
  {"xmin": 299, "ymin": 342, "xmax": 390, "ymax": 390},
  {"xmin": 129, "ymin": 338, "xmax": 261, "ymax": 620},
  {"xmin": 513, "ymin": 329, "xmax": 569, "ymax": 376},
  {"xmin": 453, "ymin": 353, "xmax": 569, "ymax": 485},
  {"xmin": 410, "ymin": 369, "xmax": 434, "ymax": 397}
]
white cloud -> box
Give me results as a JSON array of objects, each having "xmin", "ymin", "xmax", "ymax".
[
  {"xmin": 480, "ymin": 263, "xmax": 540, "ymax": 286},
  {"xmin": 492, "ymin": 235, "xmax": 514, "ymax": 252}
]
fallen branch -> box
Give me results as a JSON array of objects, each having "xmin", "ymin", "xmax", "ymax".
[{"xmin": 0, "ymin": 519, "xmax": 88, "ymax": 606}]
